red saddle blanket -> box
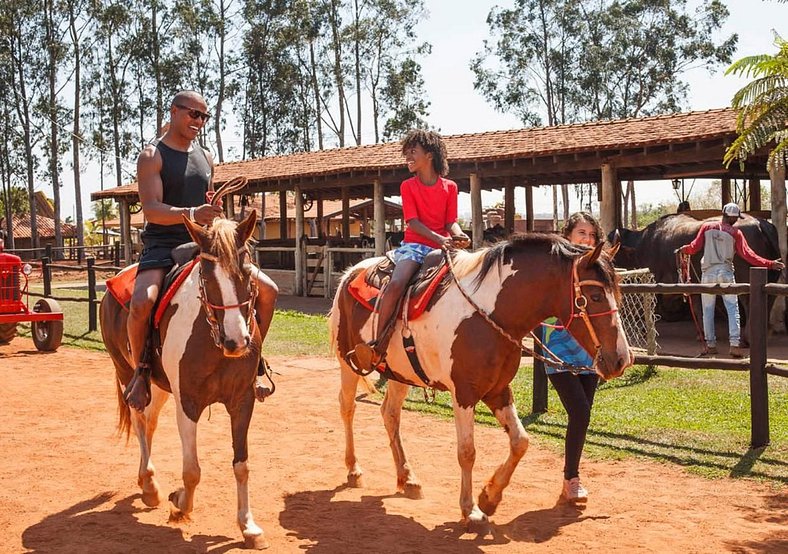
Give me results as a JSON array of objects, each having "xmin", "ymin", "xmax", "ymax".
[
  {"xmin": 347, "ymin": 264, "xmax": 449, "ymax": 321},
  {"xmin": 105, "ymin": 259, "xmax": 198, "ymax": 328}
]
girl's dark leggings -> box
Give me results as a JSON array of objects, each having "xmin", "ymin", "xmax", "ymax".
[{"xmin": 547, "ymin": 372, "xmax": 599, "ymax": 480}]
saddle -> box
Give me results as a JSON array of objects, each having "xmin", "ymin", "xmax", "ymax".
[
  {"xmin": 347, "ymin": 249, "xmax": 450, "ymax": 321},
  {"xmin": 105, "ymin": 243, "xmax": 200, "ymax": 329}
]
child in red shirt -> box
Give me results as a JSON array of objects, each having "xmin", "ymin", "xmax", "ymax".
[{"xmin": 354, "ymin": 129, "xmax": 469, "ymax": 372}]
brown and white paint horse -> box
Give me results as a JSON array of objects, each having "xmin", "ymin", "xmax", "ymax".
[
  {"xmin": 100, "ymin": 211, "xmax": 266, "ymax": 549},
  {"xmin": 330, "ymin": 234, "xmax": 632, "ymax": 530}
]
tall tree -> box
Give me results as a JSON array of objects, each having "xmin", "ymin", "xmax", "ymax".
[{"xmin": 724, "ymin": 31, "xmax": 788, "ymax": 172}]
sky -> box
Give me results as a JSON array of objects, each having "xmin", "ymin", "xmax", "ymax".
[{"xmin": 56, "ymin": 0, "xmax": 788, "ymax": 222}]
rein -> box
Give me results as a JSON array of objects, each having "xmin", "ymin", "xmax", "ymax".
[
  {"xmin": 443, "ymin": 247, "xmax": 616, "ymax": 374},
  {"xmin": 676, "ymin": 249, "xmax": 706, "ymax": 345},
  {"xmin": 197, "ymin": 249, "xmax": 257, "ymax": 348}
]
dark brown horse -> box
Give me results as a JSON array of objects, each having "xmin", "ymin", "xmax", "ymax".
[
  {"xmin": 100, "ymin": 211, "xmax": 267, "ymax": 548},
  {"xmin": 330, "ymin": 234, "xmax": 632, "ymax": 530}
]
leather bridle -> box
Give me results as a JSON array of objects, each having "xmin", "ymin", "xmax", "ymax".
[{"xmin": 197, "ymin": 248, "xmax": 257, "ymax": 348}]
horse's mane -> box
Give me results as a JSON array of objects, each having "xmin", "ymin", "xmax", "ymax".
[
  {"xmin": 470, "ymin": 233, "xmax": 617, "ymax": 291},
  {"xmin": 206, "ymin": 218, "xmax": 247, "ymax": 277}
]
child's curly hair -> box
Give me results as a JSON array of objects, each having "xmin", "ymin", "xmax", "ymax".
[{"xmin": 401, "ymin": 129, "xmax": 449, "ymax": 176}]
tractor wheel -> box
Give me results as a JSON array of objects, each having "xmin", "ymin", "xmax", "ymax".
[
  {"xmin": 32, "ymin": 298, "xmax": 63, "ymax": 352},
  {"xmin": 0, "ymin": 322, "xmax": 17, "ymax": 344}
]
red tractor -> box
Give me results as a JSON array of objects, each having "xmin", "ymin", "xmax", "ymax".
[{"xmin": 0, "ymin": 234, "xmax": 63, "ymax": 351}]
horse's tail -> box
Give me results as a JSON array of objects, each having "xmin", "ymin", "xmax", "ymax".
[{"xmin": 115, "ymin": 375, "xmax": 132, "ymax": 442}]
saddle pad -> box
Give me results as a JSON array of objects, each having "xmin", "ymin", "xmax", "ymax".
[
  {"xmin": 104, "ymin": 259, "xmax": 199, "ymax": 329},
  {"xmin": 105, "ymin": 264, "xmax": 138, "ymax": 312},
  {"xmin": 347, "ymin": 264, "xmax": 449, "ymax": 321}
]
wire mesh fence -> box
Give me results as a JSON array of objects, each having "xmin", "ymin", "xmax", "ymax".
[{"xmin": 617, "ymin": 268, "xmax": 659, "ymax": 354}]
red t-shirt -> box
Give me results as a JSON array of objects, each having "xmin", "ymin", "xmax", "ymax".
[{"xmin": 401, "ymin": 175, "xmax": 458, "ymax": 248}]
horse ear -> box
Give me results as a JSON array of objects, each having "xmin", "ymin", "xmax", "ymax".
[
  {"xmin": 183, "ymin": 214, "xmax": 209, "ymax": 248},
  {"xmin": 236, "ymin": 209, "xmax": 257, "ymax": 245},
  {"xmin": 607, "ymin": 231, "xmax": 621, "ymax": 259},
  {"xmin": 581, "ymin": 241, "xmax": 605, "ymax": 267}
]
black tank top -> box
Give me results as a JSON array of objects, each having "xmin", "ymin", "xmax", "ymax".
[{"xmin": 141, "ymin": 141, "xmax": 211, "ymax": 248}]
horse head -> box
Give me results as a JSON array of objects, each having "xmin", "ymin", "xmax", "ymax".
[
  {"xmin": 184, "ymin": 210, "xmax": 258, "ymax": 357},
  {"xmin": 565, "ymin": 241, "xmax": 633, "ymax": 380}
]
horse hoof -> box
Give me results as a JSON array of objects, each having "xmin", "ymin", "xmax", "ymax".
[
  {"xmin": 243, "ymin": 532, "xmax": 269, "ymax": 550},
  {"xmin": 402, "ymin": 482, "xmax": 423, "ymax": 500},
  {"xmin": 347, "ymin": 472, "xmax": 364, "ymax": 488},
  {"xmin": 168, "ymin": 507, "xmax": 190, "ymax": 523},
  {"xmin": 464, "ymin": 507, "xmax": 490, "ymax": 535},
  {"xmin": 141, "ymin": 489, "xmax": 161, "ymax": 507}
]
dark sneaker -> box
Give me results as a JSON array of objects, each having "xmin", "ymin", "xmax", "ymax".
[{"xmin": 729, "ymin": 346, "xmax": 747, "ymax": 358}]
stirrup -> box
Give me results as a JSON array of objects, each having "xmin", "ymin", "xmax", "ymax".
[
  {"xmin": 255, "ymin": 356, "xmax": 276, "ymax": 401},
  {"xmin": 346, "ymin": 342, "xmax": 385, "ymax": 377}
]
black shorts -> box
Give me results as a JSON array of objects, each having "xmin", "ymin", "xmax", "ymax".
[{"xmin": 138, "ymin": 244, "xmax": 177, "ymax": 271}]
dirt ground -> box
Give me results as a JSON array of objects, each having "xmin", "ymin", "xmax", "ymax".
[{"xmin": 1, "ymin": 338, "xmax": 786, "ymax": 553}]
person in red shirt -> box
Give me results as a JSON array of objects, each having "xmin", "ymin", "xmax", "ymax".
[
  {"xmin": 679, "ymin": 203, "xmax": 785, "ymax": 357},
  {"xmin": 354, "ymin": 129, "xmax": 469, "ymax": 372}
]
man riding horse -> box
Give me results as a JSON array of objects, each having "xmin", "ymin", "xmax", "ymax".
[{"xmin": 124, "ymin": 90, "xmax": 278, "ymax": 411}]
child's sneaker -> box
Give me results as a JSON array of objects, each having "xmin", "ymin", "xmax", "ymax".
[{"xmin": 562, "ymin": 477, "xmax": 588, "ymax": 503}]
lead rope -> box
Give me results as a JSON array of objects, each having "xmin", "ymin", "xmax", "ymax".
[{"xmin": 677, "ymin": 250, "xmax": 706, "ymax": 347}]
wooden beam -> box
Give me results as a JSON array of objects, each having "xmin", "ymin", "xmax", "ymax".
[
  {"xmin": 279, "ymin": 190, "xmax": 288, "ymax": 239},
  {"xmin": 749, "ymin": 178, "xmax": 761, "ymax": 211},
  {"xmin": 600, "ymin": 164, "xmax": 618, "ymax": 235},
  {"xmin": 504, "ymin": 178, "xmax": 515, "ymax": 233},
  {"xmin": 317, "ymin": 198, "xmax": 324, "ymax": 238},
  {"xmin": 294, "ymin": 185, "xmax": 304, "ymax": 296},
  {"xmin": 470, "ymin": 173, "xmax": 483, "ymax": 249},
  {"xmin": 373, "ymin": 178, "xmax": 385, "ymax": 256},
  {"xmin": 721, "ymin": 178, "xmax": 732, "ymax": 205},
  {"xmin": 341, "ymin": 187, "xmax": 350, "ymax": 239},
  {"xmin": 118, "ymin": 199, "xmax": 132, "ymax": 265},
  {"xmin": 525, "ymin": 185, "xmax": 534, "ymax": 232}
]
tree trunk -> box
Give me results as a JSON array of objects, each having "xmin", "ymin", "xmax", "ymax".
[{"xmin": 69, "ymin": 2, "xmax": 84, "ymax": 249}]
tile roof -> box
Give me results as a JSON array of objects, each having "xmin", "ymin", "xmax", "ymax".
[
  {"xmin": 1, "ymin": 214, "xmax": 77, "ymax": 239},
  {"xmin": 92, "ymin": 108, "xmax": 739, "ymax": 200}
]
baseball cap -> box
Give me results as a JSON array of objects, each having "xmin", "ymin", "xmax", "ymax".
[{"xmin": 722, "ymin": 202, "xmax": 744, "ymax": 219}]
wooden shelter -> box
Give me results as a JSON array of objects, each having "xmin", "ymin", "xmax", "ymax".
[{"xmin": 91, "ymin": 108, "xmax": 787, "ymax": 295}]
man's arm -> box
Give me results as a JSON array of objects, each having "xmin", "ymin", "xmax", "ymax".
[
  {"xmin": 680, "ymin": 223, "xmax": 708, "ymax": 255},
  {"xmin": 733, "ymin": 229, "xmax": 786, "ymax": 269}
]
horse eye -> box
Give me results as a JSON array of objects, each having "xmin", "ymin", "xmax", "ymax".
[{"xmin": 591, "ymin": 293, "xmax": 603, "ymax": 302}]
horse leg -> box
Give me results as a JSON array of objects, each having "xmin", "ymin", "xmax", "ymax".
[
  {"xmin": 168, "ymin": 406, "xmax": 200, "ymax": 521},
  {"xmin": 381, "ymin": 380, "xmax": 422, "ymax": 499},
  {"xmin": 339, "ymin": 359, "xmax": 364, "ymax": 487},
  {"xmin": 477, "ymin": 387, "xmax": 529, "ymax": 517},
  {"xmin": 130, "ymin": 384, "xmax": 169, "ymax": 507},
  {"xmin": 453, "ymin": 398, "xmax": 488, "ymax": 532},
  {"xmin": 229, "ymin": 391, "xmax": 267, "ymax": 550}
]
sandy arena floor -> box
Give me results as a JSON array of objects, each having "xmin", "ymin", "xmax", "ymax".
[{"xmin": 1, "ymin": 338, "xmax": 785, "ymax": 553}]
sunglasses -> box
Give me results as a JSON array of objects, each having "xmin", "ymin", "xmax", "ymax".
[{"xmin": 175, "ymin": 103, "xmax": 211, "ymax": 122}]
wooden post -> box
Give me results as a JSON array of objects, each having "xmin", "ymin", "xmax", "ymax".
[
  {"xmin": 294, "ymin": 185, "xmax": 304, "ymax": 296},
  {"xmin": 470, "ymin": 173, "xmax": 483, "ymax": 249},
  {"xmin": 748, "ymin": 178, "xmax": 761, "ymax": 211},
  {"xmin": 42, "ymin": 256, "xmax": 51, "ymax": 298},
  {"xmin": 769, "ymin": 165, "xmax": 787, "ymax": 332},
  {"xmin": 118, "ymin": 199, "xmax": 132, "ymax": 265},
  {"xmin": 600, "ymin": 164, "xmax": 618, "ymax": 236},
  {"xmin": 532, "ymin": 342, "xmax": 548, "ymax": 413},
  {"xmin": 325, "ymin": 249, "xmax": 333, "ymax": 299},
  {"xmin": 525, "ymin": 185, "xmax": 534, "ymax": 232},
  {"xmin": 278, "ymin": 190, "xmax": 288, "ymax": 239},
  {"xmin": 341, "ymin": 187, "xmax": 350, "ymax": 240},
  {"xmin": 87, "ymin": 257, "xmax": 97, "ymax": 332},
  {"xmin": 113, "ymin": 241, "xmax": 120, "ymax": 267},
  {"xmin": 259, "ymin": 193, "xmax": 267, "ymax": 240},
  {"xmin": 317, "ymin": 198, "xmax": 324, "ymax": 239},
  {"xmin": 504, "ymin": 178, "xmax": 515, "ymax": 234},
  {"xmin": 721, "ymin": 178, "xmax": 732, "ymax": 205},
  {"xmin": 748, "ymin": 267, "xmax": 769, "ymax": 448},
  {"xmin": 373, "ymin": 178, "xmax": 385, "ymax": 256}
]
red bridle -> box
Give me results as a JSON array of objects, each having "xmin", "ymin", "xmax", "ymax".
[{"xmin": 197, "ymin": 250, "xmax": 257, "ymax": 348}]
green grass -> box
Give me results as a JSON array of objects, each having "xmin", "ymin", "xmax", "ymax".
[
  {"xmin": 19, "ymin": 285, "xmax": 330, "ymax": 355},
  {"xmin": 20, "ymin": 284, "xmax": 788, "ymax": 485},
  {"xmin": 398, "ymin": 365, "xmax": 788, "ymax": 485}
]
